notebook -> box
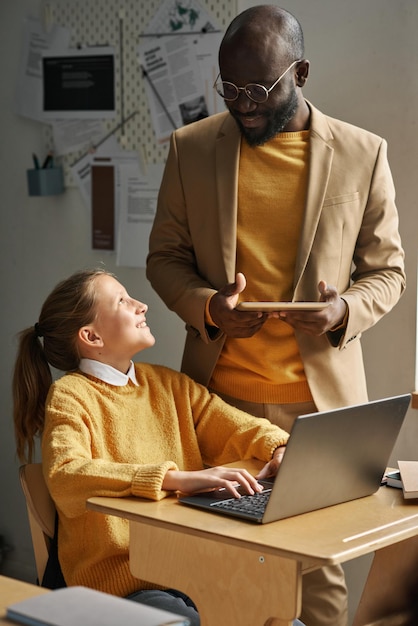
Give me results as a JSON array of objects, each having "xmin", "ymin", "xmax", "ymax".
[
  {"xmin": 179, "ymin": 394, "xmax": 411, "ymax": 524},
  {"xmin": 6, "ymin": 586, "xmax": 190, "ymax": 626}
]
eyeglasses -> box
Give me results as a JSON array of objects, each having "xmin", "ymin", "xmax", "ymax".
[{"xmin": 213, "ymin": 59, "xmax": 301, "ymax": 104}]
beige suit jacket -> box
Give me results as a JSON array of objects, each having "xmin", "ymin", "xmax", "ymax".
[{"xmin": 147, "ymin": 103, "xmax": 405, "ymax": 411}]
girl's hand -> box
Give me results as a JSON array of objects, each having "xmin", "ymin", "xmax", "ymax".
[
  {"xmin": 256, "ymin": 445, "xmax": 286, "ymax": 480},
  {"xmin": 163, "ymin": 466, "xmax": 264, "ymax": 498}
]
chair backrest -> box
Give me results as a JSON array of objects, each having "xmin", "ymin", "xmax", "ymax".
[{"xmin": 19, "ymin": 463, "xmax": 56, "ymax": 583}]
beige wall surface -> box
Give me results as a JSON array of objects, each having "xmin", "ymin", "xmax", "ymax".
[{"xmin": 1, "ymin": 1, "xmax": 417, "ymax": 622}]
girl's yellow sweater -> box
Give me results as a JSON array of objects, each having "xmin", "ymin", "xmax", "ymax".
[{"xmin": 42, "ymin": 363, "xmax": 288, "ymax": 597}]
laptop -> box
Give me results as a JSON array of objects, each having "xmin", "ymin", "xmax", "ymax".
[{"xmin": 179, "ymin": 394, "xmax": 411, "ymax": 524}]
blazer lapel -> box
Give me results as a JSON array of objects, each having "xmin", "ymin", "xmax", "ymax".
[
  {"xmin": 215, "ymin": 115, "xmax": 241, "ymax": 283},
  {"xmin": 294, "ymin": 104, "xmax": 334, "ymax": 292}
]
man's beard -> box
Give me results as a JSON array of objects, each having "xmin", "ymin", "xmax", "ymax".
[{"xmin": 231, "ymin": 88, "xmax": 299, "ymax": 147}]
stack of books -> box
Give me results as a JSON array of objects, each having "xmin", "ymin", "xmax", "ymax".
[{"xmin": 386, "ymin": 461, "xmax": 418, "ymax": 499}]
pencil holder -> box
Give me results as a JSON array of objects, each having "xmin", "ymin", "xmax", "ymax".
[{"xmin": 27, "ymin": 167, "xmax": 64, "ymax": 196}]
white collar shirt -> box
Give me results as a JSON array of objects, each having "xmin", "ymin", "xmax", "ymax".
[{"xmin": 79, "ymin": 358, "xmax": 139, "ymax": 387}]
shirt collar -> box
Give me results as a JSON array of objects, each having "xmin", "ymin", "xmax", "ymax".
[{"xmin": 79, "ymin": 359, "xmax": 139, "ymax": 386}]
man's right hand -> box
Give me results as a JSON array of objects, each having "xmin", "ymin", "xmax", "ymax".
[{"xmin": 209, "ymin": 272, "xmax": 268, "ymax": 338}]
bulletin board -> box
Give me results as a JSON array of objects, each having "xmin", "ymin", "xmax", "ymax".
[{"xmin": 41, "ymin": 0, "xmax": 237, "ymax": 183}]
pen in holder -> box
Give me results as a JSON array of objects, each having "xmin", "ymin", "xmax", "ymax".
[{"xmin": 27, "ymin": 153, "xmax": 64, "ymax": 196}]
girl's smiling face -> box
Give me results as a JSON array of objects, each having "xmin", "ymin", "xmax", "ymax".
[{"xmin": 80, "ymin": 274, "xmax": 155, "ymax": 372}]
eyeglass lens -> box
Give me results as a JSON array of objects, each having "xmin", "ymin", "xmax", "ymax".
[
  {"xmin": 214, "ymin": 59, "xmax": 301, "ymax": 103},
  {"xmin": 216, "ymin": 82, "xmax": 268, "ymax": 103}
]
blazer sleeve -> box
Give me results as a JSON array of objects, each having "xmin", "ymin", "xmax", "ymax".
[
  {"xmin": 331, "ymin": 138, "xmax": 405, "ymax": 349},
  {"xmin": 147, "ymin": 124, "xmax": 226, "ymax": 344}
]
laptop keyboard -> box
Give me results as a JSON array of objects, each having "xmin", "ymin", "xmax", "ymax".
[{"xmin": 211, "ymin": 488, "xmax": 272, "ymax": 516}]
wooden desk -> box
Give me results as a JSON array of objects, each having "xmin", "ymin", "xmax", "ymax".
[
  {"xmin": 88, "ymin": 460, "xmax": 418, "ymax": 626},
  {"xmin": 0, "ymin": 575, "xmax": 48, "ymax": 624}
]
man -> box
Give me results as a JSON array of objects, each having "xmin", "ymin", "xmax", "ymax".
[{"xmin": 147, "ymin": 6, "xmax": 405, "ymax": 625}]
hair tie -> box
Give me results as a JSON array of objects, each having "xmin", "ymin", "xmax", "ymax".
[{"xmin": 34, "ymin": 322, "xmax": 43, "ymax": 338}]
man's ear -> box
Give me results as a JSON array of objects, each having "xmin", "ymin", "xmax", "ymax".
[
  {"xmin": 296, "ymin": 59, "xmax": 309, "ymax": 87},
  {"xmin": 78, "ymin": 326, "xmax": 104, "ymax": 348}
]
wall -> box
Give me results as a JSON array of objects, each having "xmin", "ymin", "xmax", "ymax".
[
  {"xmin": 1, "ymin": 0, "xmax": 417, "ymax": 622},
  {"xmin": 0, "ymin": 0, "xmax": 190, "ymax": 580}
]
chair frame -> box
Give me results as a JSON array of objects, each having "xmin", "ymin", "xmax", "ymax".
[{"xmin": 19, "ymin": 463, "xmax": 56, "ymax": 583}]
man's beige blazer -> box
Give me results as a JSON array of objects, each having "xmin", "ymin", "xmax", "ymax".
[{"xmin": 147, "ymin": 103, "xmax": 405, "ymax": 411}]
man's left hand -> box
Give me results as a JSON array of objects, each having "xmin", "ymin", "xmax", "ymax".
[{"xmin": 276, "ymin": 280, "xmax": 347, "ymax": 336}]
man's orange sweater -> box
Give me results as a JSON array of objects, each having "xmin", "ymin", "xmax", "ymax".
[{"xmin": 211, "ymin": 131, "xmax": 314, "ymax": 404}]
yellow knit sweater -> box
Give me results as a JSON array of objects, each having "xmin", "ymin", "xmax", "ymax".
[
  {"xmin": 41, "ymin": 363, "xmax": 288, "ymax": 597},
  {"xmin": 211, "ymin": 131, "xmax": 313, "ymax": 403}
]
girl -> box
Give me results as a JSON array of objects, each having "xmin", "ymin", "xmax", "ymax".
[{"xmin": 13, "ymin": 268, "xmax": 291, "ymax": 625}]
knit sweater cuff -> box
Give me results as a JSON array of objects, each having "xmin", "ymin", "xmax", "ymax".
[
  {"xmin": 132, "ymin": 461, "xmax": 178, "ymax": 501},
  {"xmin": 268, "ymin": 435, "xmax": 289, "ymax": 459}
]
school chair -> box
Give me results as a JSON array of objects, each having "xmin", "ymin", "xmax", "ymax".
[{"xmin": 19, "ymin": 463, "xmax": 56, "ymax": 584}]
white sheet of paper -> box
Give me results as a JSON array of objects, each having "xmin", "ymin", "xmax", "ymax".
[
  {"xmin": 15, "ymin": 16, "xmax": 70, "ymax": 121},
  {"xmin": 116, "ymin": 163, "xmax": 164, "ymax": 268},
  {"xmin": 143, "ymin": 0, "xmax": 220, "ymax": 36},
  {"xmin": 51, "ymin": 119, "xmax": 105, "ymax": 156},
  {"xmin": 139, "ymin": 35, "xmax": 206, "ymax": 142},
  {"xmin": 138, "ymin": 0, "xmax": 223, "ymax": 142},
  {"xmin": 194, "ymin": 31, "xmax": 224, "ymax": 116}
]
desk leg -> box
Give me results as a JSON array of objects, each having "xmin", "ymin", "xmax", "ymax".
[
  {"xmin": 352, "ymin": 535, "xmax": 418, "ymax": 626},
  {"xmin": 129, "ymin": 521, "xmax": 302, "ymax": 626}
]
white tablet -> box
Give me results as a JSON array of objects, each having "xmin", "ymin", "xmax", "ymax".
[{"xmin": 236, "ymin": 301, "xmax": 330, "ymax": 312}]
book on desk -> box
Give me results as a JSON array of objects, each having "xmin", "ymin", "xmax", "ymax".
[
  {"xmin": 398, "ymin": 460, "xmax": 418, "ymax": 499},
  {"xmin": 385, "ymin": 469, "xmax": 403, "ymax": 489},
  {"xmin": 385, "ymin": 462, "xmax": 418, "ymax": 499},
  {"xmin": 6, "ymin": 586, "xmax": 190, "ymax": 626}
]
